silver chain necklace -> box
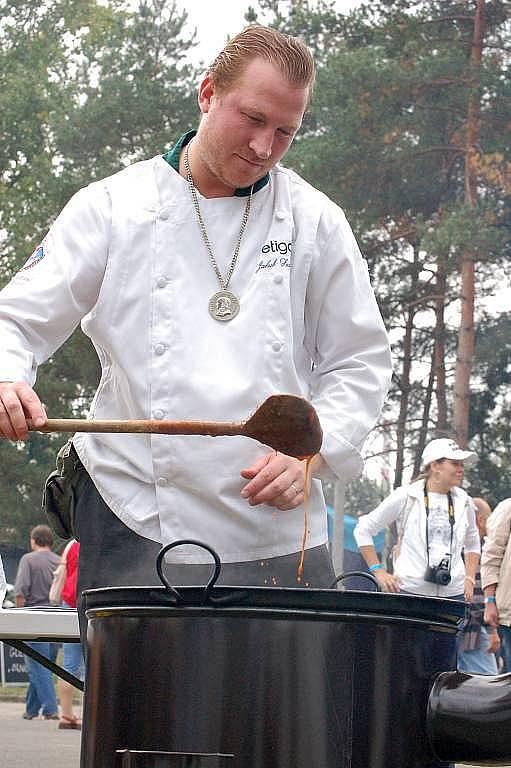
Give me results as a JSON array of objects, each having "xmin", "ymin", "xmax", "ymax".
[{"xmin": 184, "ymin": 143, "xmax": 253, "ymax": 322}]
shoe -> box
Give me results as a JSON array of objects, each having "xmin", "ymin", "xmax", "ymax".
[
  {"xmin": 58, "ymin": 714, "xmax": 82, "ymax": 730},
  {"xmin": 42, "ymin": 713, "xmax": 59, "ymax": 720},
  {"xmin": 22, "ymin": 712, "xmax": 36, "ymax": 720}
]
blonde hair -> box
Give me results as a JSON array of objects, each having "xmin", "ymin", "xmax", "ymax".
[{"xmin": 208, "ymin": 25, "xmax": 315, "ymax": 104}]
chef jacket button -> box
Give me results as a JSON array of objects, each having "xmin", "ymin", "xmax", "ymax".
[
  {"xmin": 156, "ymin": 276, "xmax": 168, "ymax": 288},
  {"xmin": 272, "ymin": 341, "xmax": 282, "ymax": 352},
  {"xmin": 275, "ymin": 210, "xmax": 286, "ymax": 221},
  {"xmin": 154, "ymin": 343, "xmax": 166, "ymax": 356},
  {"xmin": 273, "ymin": 274, "xmax": 283, "ymax": 284},
  {"xmin": 156, "ymin": 477, "xmax": 168, "ymax": 487},
  {"xmin": 153, "ymin": 409, "xmax": 164, "ymax": 420},
  {"xmin": 159, "ymin": 208, "xmax": 170, "ymax": 221}
]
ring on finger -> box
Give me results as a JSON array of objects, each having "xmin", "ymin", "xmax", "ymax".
[{"xmin": 290, "ymin": 483, "xmax": 300, "ymax": 496}]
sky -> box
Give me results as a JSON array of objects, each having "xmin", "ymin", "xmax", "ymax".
[{"xmin": 180, "ymin": 0, "xmax": 361, "ymax": 66}]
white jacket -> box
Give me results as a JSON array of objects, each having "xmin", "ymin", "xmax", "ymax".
[
  {"xmin": 0, "ymin": 156, "xmax": 392, "ymax": 563},
  {"xmin": 354, "ymin": 479, "xmax": 480, "ymax": 597}
]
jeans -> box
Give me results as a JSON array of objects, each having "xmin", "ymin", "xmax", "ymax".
[
  {"xmin": 457, "ymin": 626, "xmax": 499, "ymax": 675},
  {"xmin": 24, "ymin": 642, "xmax": 59, "ymax": 717},
  {"xmin": 61, "ymin": 602, "xmax": 85, "ymax": 680},
  {"xmin": 498, "ymin": 625, "xmax": 511, "ymax": 673},
  {"xmin": 62, "ymin": 641, "xmax": 85, "ymax": 681}
]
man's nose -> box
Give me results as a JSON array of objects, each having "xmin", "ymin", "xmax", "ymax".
[{"xmin": 249, "ymin": 131, "xmax": 273, "ymax": 160}]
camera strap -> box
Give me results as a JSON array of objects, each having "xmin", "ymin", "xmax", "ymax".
[{"xmin": 424, "ymin": 484, "xmax": 455, "ymax": 569}]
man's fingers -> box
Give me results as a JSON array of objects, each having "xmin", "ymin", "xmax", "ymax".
[
  {"xmin": 241, "ymin": 453, "xmax": 287, "ymax": 499},
  {"xmin": 241, "ymin": 453, "xmax": 307, "ymax": 506},
  {"xmin": 246, "ymin": 469, "xmax": 303, "ymax": 507},
  {"xmin": 240, "ymin": 452, "xmax": 272, "ymax": 480},
  {"xmin": 0, "ymin": 382, "xmax": 45, "ymax": 440},
  {"xmin": 18, "ymin": 383, "xmax": 46, "ymax": 425},
  {"xmin": 0, "ymin": 406, "xmax": 18, "ymax": 440}
]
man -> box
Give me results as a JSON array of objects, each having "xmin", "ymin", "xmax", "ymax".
[
  {"xmin": 481, "ymin": 497, "xmax": 511, "ymax": 672},
  {"xmin": 14, "ymin": 525, "xmax": 60, "ymax": 720},
  {"xmin": 0, "ymin": 26, "xmax": 391, "ymax": 607},
  {"xmin": 458, "ymin": 498, "xmax": 499, "ymax": 674}
]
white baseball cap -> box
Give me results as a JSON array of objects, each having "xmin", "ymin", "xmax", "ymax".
[{"xmin": 421, "ymin": 438, "xmax": 476, "ymax": 467}]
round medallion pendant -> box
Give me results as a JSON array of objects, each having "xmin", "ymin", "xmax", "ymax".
[{"xmin": 208, "ymin": 290, "xmax": 240, "ymax": 322}]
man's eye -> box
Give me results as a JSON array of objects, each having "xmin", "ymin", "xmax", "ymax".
[{"xmin": 244, "ymin": 113, "xmax": 262, "ymax": 123}]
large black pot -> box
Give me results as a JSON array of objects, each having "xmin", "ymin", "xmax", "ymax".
[{"xmin": 81, "ymin": 542, "xmax": 511, "ymax": 768}]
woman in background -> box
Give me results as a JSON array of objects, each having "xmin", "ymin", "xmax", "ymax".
[
  {"xmin": 58, "ymin": 538, "xmax": 84, "ymax": 730},
  {"xmin": 354, "ymin": 438, "xmax": 480, "ymax": 600}
]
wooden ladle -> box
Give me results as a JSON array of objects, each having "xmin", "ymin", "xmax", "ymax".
[{"xmin": 27, "ymin": 394, "xmax": 322, "ymax": 459}]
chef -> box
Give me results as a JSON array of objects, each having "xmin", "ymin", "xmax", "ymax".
[{"xmin": 0, "ymin": 25, "xmax": 392, "ymax": 600}]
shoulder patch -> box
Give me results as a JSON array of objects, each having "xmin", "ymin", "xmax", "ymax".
[{"xmin": 21, "ymin": 244, "xmax": 46, "ymax": 271}]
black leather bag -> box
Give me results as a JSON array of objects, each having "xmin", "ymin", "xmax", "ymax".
[{"xmin": 42, "ymin": 440, "xmax": 86, "ymax": 539}]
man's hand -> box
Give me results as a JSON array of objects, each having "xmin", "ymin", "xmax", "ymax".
[
  {"xmin": 0, "ymin": 381, "xmax": 46, "ymax": 440},
  {"xmin": 240, "ymin": 451, "xmax": 309, "ymax": 510},
  {"xmin": 373, "ymin": 568, "xmax": 401, "ymax": 593}
]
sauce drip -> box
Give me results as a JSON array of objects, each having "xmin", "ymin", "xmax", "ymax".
[{"xmin": 296, "ymin": 455, "xmax": 314, "ymax": 583}]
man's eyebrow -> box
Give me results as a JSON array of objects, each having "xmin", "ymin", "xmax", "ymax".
[{"xmin": 242, "ymin": 107, "xmax": 300, "ymax": 132}]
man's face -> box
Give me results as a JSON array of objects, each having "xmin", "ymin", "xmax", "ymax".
[{"xmin": 195, "ymin": 58, "xmax": 309, "ymax": 195}]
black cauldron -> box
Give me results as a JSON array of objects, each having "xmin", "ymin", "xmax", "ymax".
[{"xmin": 81, "ymin": 541, "xmax": 511, "ymax": 768}]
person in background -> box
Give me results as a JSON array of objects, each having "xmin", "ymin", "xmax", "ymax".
[
  {"xmin": 458, "ymin": 498, "xmax": 499, "ymax": 674},
  {"xmin": 481, "ymin": 497, "xmax": 511, "ymax": 673},
  {"xmin": 57, "ymin": 538, "xmax": 84, "ymax": 730},
  {"xmin": 0, "ymin": 25, "xmax": 391, "ymax": 626},
  {"xmin": 327, "ymin": 506, "xmax": 385, "ymax": 589},
  {"xmin": 353, "ymin": 438, "xmax": 480, "ymax": 599},
  {"xmin": 14, "ymin": 524, "xmax": 60, "ymax": 720}
]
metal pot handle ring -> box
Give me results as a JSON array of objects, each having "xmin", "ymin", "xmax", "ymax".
[
  {"xmin": 329, "ymin": 570, "xmax": 381, "ymax": 591},
  {"xmin": 156, "ymin": 539, "xmax": 222, "ymax": 604}
]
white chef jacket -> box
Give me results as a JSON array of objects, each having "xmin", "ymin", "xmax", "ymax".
[
  {"xmin": 0, "ymin": 147, "xmax": 392, "ymax": 563},
  {"xmin": 354, "ymin": 480, "xmax": 480, "ymax": 597}
]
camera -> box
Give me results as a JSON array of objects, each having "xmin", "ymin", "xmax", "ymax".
[{"xmin": 424, "ymin": 554, "xmax": 451, "ymax": 586}]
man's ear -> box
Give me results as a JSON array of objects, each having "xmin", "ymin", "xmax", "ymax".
[{"xmin": 198, "ymin": 73, "xmax": 215, "ymax": 115}]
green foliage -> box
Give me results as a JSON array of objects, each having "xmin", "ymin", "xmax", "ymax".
[
  {"xmin": 259, "ymin": 0, "xmax": 510, "ymax": 491},
  {"xmin": 0, "ymin": 0, "xmax": 198, "ymax": 546},
  {"xmin": 344, "ymin": 475, "xmax": 385, "ymax": 517},
  {"xmin": 465, "ymin": 313, "xmax": 511, "ymax": 505}
]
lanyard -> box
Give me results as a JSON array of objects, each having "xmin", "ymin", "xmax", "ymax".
[{"xmin": 424, "ymin": 483, "xmax": 455, "ymax": 567}]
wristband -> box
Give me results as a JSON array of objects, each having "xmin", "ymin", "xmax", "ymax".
[
  {"xmin": 369, "ymin": 563, "xmax": 383, "ymax": 572},
  {"xmin": 484, "ymin": 596, "xmax": 496, "ymax": 604},
  {"xmin": 464, "ymin": 575, "xmax": 475, "ymax": 585}
]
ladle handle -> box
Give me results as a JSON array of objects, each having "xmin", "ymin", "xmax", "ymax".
[{"xmin": 27, "ymin": 418, "xmax": 242, "ymax": 437}]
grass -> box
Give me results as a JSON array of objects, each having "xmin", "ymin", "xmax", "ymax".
[{"xmin": 0, "ymin": 684, "xmax": 27, "ymax": 701}]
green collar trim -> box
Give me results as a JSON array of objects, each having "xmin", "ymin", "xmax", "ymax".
[{"xmin": 162, "ymin": 130, "xmax": 269, "ymax": 197}]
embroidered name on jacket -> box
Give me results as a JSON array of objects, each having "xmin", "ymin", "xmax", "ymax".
[
  {"xmin": 261, "ymin": 240, "xmax": 292, "ymax": 255},
  {"xmin": 257, "ymin": 241, "xmax": 293, "ymax": 272}
]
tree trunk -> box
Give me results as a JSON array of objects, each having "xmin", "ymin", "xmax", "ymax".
[
  {"xmin": 434, "ymin": 256, "xmax": 448, "ymax": 432},
  {"xmin": 453, "ymin": 0, "xmax": 485, "ymax": 447},
  {"xmin": 413, "ymin": 342, "xmax": 436, "ymax": 477},
  {"xmin": 394, "ymin": 245, "xmax": 420, "ymax": 488}
]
